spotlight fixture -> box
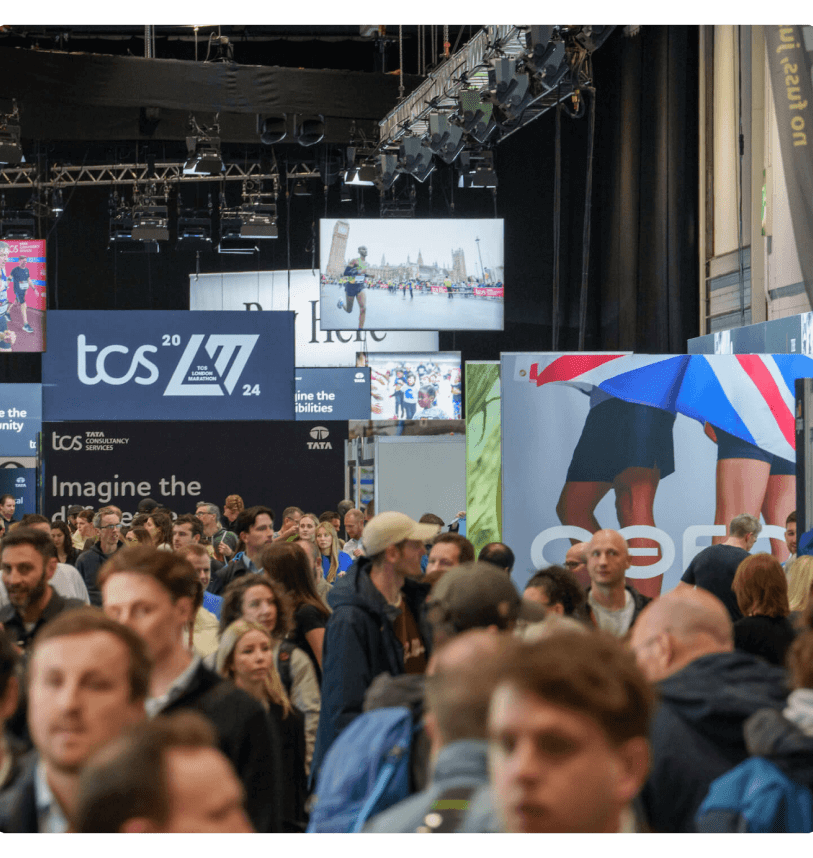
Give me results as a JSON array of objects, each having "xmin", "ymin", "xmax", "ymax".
[
  {"xmin": 221, "ymin": 185, "xmax": 278, "ymax": 241},
  {"xmin": 427, "ymin": 114, "xmax": 465, "ymax": 164},
  {"xmin": 50, "ymin": 188, "xmax": 64, "ymax": 215},
  {"xmin": 457, "ymin": 89, "xmax": 495, "ymax": 144},
  {"xmin": 340, "ymin": 186, "xmax": 353, "ymax": 203},
  {"xmin": 293, "ymin": 180, "xmax": 310, "ymax": 197},
  {"xmin": 131, "ymin": 203, "xmax": 169, "ymax": 241},
  {"xmin": 374, "ymin": 153, "xmax": 399, "ymax": 191},
  {"xmin": 525, "ymin": 27, "xmax": 568, "ymax": 92},
  {"xmin": 457, "ymin": 151, "xmax": 498, "ymax": 188},
  {"xmin": 0, "ymin": 210, "xmax": 35, "ymax": 239},
  {"xmin": 0, "ymin": 101, "xmax": 22, "ymax": 165},
  {"xmin": 398, "ymin": 136, "xmax": 435, "ymax": 183},
  {"xmin": 183, "ymin": 114, "xmax": 224, "ymax": 175},
  {"xmin": 484, "ymin": 57, "xmax": 533, "ymax": 123},
  {"xmin": 259, "ymin": 114, "xmax": 287, "ymax": 145},
  {"xmin": 294, "ymin": 115, "xmax": 325, "ymax": 147},
  {"xmin": 177, "ymin": 207, "xmax": 213, "ymax": 248}
]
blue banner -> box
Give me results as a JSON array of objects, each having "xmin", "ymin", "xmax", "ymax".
[
  {"xmin": 295, "ymin": 367, "xmax": 371, "ymax": 421},
  {"xmin": 42, "ymin": 311, "xmax": 295, "ymax": 421},
  {"xmin": 0, "ymin": 467, "xmax": 37, "ymax": 518},
  {"xmin": 0, "ymin": 384, "xmax": 41, "ymax": 455}
]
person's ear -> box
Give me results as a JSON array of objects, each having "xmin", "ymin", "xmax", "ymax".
[{"xmin": 614, "ymin": 736, "xmax": 651, "ymax": 804}]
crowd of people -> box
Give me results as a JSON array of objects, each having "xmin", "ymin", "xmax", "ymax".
[{"xmin": 1, "ymin": 495, "xmax": 813, "ymax": 832}]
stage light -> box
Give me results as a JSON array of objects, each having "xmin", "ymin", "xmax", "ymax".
[
  {"xmin": 50, "ymin": 188, "xmax": 64, "ymax": 215},
  {"xmin": 293, "ymin": 180, "xmax": 310, "ymax": 197},
  {"xmin": 398, "ymin": 136, "xmax": 435, "ymax": 183},
  {"xmin": 131, "ymin": 203, "xmax": 169, "ymax": 241},
  {"xmin": 183, "ymin": 114, "xmax": 224, "ymax": 175},
  {"xmin": 341, "ymin": 186, "xmax": 353, "ymax": 202},
  {"xmin": 484, "ymin": 57, "xmax": 533, "ymax": 123},
  {"xmin": 221, "ymin": 190, "xmax": 278, "ymax": 241},
  {"xmin": 457, "ymin": 89, "xmax": 495, "ymax": 144},
  {"xmin": 525, "ymin": 27, "xmax": 568, "ymax": 92},
  {"xmin": 457, "ymin": 151, "xmax": 498, "ymax": 189},
  {"xmin": 374, "ymin": 153, "xmax": 399, "ymax": 191},
  {"xmin": 427, "ymin": 113, "xmax": 465, "ymax": 164},
  {"xmin": 259, "ymin": 114, "xmax": 287, "ymax": 145},
  {"xmin": 294, "ymin": 115, "xmax": 325, "ymax": 147},
  {"xmin": 0, "ymin": 211, "xmax": 35, "ymax": 239},
  {"xmin": 177, "ymin": 207, "xmax": 212, "ymax": 248},
  {"xmin": 0, "ymin": 100, "xmax": 22, "ymax": 165}
]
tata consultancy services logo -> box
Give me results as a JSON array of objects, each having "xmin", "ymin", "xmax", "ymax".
[
  {"xmin": 77, "ymin": 334, "xmax": 259, "ymax": 397},
  {"xmin": 308, "ymin": 426, "xmax": 332, "ymax": 449}
]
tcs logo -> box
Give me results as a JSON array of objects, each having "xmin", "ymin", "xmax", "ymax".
[
  {"xmin": 77, "ymin": 335, "xmax": 159, "ymax": 386},
  {"xmin": 52, "ymin": 432, "xmax": 82, "ymax": 451}
]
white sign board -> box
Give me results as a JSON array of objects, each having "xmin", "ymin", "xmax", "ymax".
[{"xmin": 189, "ymin": 270, "xmax": 439, "ymax": 367}]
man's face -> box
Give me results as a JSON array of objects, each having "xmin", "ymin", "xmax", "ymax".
[
  {"xmin": 284, "ymin": 511, "xmax": 303, "ymax": 531},
  {"xmin": 425, "ymin": 541, "xmax": 461, "ymax": 579},
  {"xmin": 77, "ymin": 516, "xmax": 95, "ymax": 538},
  {"xmin": 161, "ymin": 747, "xmax": 253, "ymax": 832},
  {"xmin": 786, "ymin": 522, "xmax": 797, "ymax": 555},
  {"xmin": 19, "ymin": 258, "xmax": 27, "ymax": 268},
  {"xmin": 1, "ymin": 543, "xmax": 53, "ymax": 614},
  {"xmin": 195, "ymin": 507, "xmax": 218, "ymax": 534},
  {"xmin": 99, "ymin": 513, "xmax": 122, "ymax": 552},
  {"xmin": 418, "ymin": 391, "xmax": 433, "ymax": 410},
  {"xmin": 172, "ymin": 523, "xmax": 198, "ymax": 551},
  {"xmin": 242, "ymin": 513, "xmax": 274, "ymax": 555},
  {"xmin": 586, "ymin": 531, "xmax": 629, "ymax": 589},
  {"xmin": 392, "ymin": 539, "xmax": 425, "ymax": 580},
  {"xmin": 344, "ymin": 512, "xmax": 363, "ymax": 540},
  {"xmin": 0, "ymin": 246, "xmax": 8, "ymax": 267},
  {"xmin": 1, "ymin": 497, "xmax": 16, "ymax": 519},
  {"xmin": 186, "ymin": 552, "xmax": 211, "ymax": 590},
  {"xmin": 28, "ymin": 631, "xmax": 145, "ymax": 775},
  {"xmin": 488, "ymin": 683, "xmax": 633, "ymax": 833},
  {"xmin": 330, "ymin": 516, "xmax": 340, "ymax": 533},
  {"xmin": 564, "ymin": 543, "xmax": 588, "ymax": 579},
  {"xmin": 102, "ymin": 572, "xmax": 190, "ymax": 666}
]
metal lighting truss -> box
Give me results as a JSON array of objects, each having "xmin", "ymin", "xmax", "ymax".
[
  {"xmin": 0, "ymin": 161, "xmax": 281, "ymax": 189},
  {"xmin": 378, "ymin": 24, "xmax": 584, "ymax": 148}
]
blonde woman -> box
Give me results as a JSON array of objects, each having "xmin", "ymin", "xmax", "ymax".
[
  {"xmin": 216, "ymin": 619, "xmax": 307, "ymax": 831},
  {"xmin": 315, "ymin": 521, "xmax": 353, "ymax": 583},
  {"xmin": 788, "ymin": 555, "xmax": 813, "ymax": 615}
]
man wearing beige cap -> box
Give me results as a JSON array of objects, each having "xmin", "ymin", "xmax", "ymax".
[{"xmin": 310, "ymin": 511, "xmax": 440, "ymax": 779}]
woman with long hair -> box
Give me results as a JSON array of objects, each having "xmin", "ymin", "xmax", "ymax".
[
  {"xmin": 50, "ymin": 519, "xmax": 79, "ymax": 566},
  {"xmin": 122, "ymin": 525, "xmax": 152, "ymax": 546},
  {"xmin": 732, "ymin": 552, "xmax": 797, "ymax": 666},
  {"xmin": 220, "ymin": 574, "xmax": 321, "ymax": 774},
  {"xmin": 144, "ymin": 511, "xmax": 173, "ymax": 551},
  {"xmin": 314, "ymin": 521, "xmax": 352, "ymax": 584},
  {"xmin": 788, "ymin": 555, "xmax": 813, "ymax": 616},
  {"xmin": 260, "ymin": 541, "xmax": 330, "ymax": 677},
  {"xmin": 216, "ymin": 619, "xmax": 307, "ymax": 832},
  {"xmin": 297, "ymin": 513, "xmax": 319, "ymax": 544}
]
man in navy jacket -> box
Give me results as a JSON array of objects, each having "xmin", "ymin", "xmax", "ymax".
[{"xmin": 310, "ymin": 511, "xmax": 438, "ymax": 778}]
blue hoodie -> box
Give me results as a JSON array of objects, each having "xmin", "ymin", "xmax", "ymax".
[
  {"xmin": 310, "ymin": 556, "xmax": 432, "ymax": 779},
  {"xmin": 642, "ymin": 650, "xmax": 789, "ymax": 832}
]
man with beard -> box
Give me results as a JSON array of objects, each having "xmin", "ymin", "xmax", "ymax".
[{"xmin": 0, "ymin": 528, "xmax": 84, "ymax": 652}]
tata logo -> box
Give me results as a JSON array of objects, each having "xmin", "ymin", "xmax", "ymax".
[
  {"xmin": 308, "ymin": 425, "xmax": 332, "ymax": 449},
  {"xmin": 354, "ymin": 372, "xmax": 366, "ymax": 383},
  {"xmin": 77, "ymin": 334, "xmax": 259, "ymax": 397},
  {"xmin": 52, "ymin": 432, "xmax": 82, "ymax": 451},
  {"xmin": 15, "ymin": 476, "xmax": 24, "ymax": 485}
]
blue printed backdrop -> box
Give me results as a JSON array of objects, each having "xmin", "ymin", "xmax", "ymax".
[
  {"xmin": 0, "ymin": 384, "xmax": 41, "ymax": 455},
  {"xmin": 42, "ymin": 311, "xmax": 295, "ymax": 421},
  {"xmin": 295, "ymin": 367, "xmax": 371, "ymax": 421}
]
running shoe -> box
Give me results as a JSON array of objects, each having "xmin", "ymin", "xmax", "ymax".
[
  {"xmin": 337, "ymin": 300, "xmax": 345, "ymax": 310},
  {"xmin": 22, "ymin": 324, "xmax": 33, "ymax": 333}
]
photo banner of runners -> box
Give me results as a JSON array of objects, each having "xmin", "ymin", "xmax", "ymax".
[
  {"xmin": 356, "ymin": 352, "xmax": 461, "ymax": 421},
  {"xmin": 500, "ymin": 352, "xmax": 813, "ymax": 598},
  {"xmin": 0, "ymin": 239, "xmax": 46, "ymax": 353},
  {"xmin": 319, "ymin": 218, "xmax": 503, "ymax": 331}
]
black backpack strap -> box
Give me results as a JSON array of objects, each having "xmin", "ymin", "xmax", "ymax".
[
  {"xmin": 415, "ymin": 785, "xmax": 478, "ymax": 833},
  {"xmin": 276, "ymin": 639, "xmax": 296, "ymax": 697}
]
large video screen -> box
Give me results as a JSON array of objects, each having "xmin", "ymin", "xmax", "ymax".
[
  {"xmin": 357, "ymin": 351, "xmax": 462, "ymax": 420},
  {"xmin": 320, "ymin": 219, "xmax": 503, "ymax": 331},
  {"xmin": 0, "ymin": 239, "xmax": 46, "ymax": 353}
]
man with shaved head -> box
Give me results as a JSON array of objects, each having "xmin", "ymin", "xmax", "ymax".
[
  {"xmin": 564, "ymin": 542, "xmax": 590, "ymax": 588},
  {"xmin": 630, "ymin": 588, "xmax": 789, "ymax": 832},
  {"xmin": 584, "ymin": 530, "xmax": 650, "ymax": 636}
]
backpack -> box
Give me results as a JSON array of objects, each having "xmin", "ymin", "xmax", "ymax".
[
  {"xmin": 695, "ymin": 757, "xmax": 813, "ymax": 833},
  {"xmin": 306, "ymin": 706, "xmax": 418, "ymax": 833}
]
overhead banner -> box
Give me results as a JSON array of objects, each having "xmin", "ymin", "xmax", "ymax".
[
  {"xmin": 295, "ymin": 368, "xmax": 370, "ymax": 421},
  {"xmin": 0, "ymin": 384, "xmax": 42, "ymax": 456},
  {"xmin": 501, "ymin": 352, "xmax": 813, "ymax": 595},
  {"xmin": 765, "ymin": 26, "xmax": 813, "ymax": 305},
  {"xmin": 189, "ymin": 270, "xmax": 438, "ymax": 366},
  {"xmin": 42, "ymin": 311, "xmax": 295, "ymax": 421},
  {"xmin": 44, "ymin": 421, "xmax": 346, "ymax": 522}
]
